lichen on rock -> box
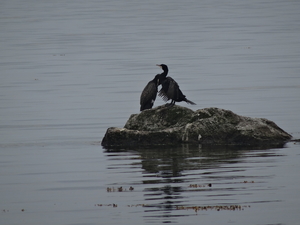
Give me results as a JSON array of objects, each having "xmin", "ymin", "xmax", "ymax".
[{"xmin": 124, "ymin": 105, "xmax": 194, "ymax": 131}]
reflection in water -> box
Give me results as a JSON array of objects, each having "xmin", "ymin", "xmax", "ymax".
[{"xmin": 104, "ymin": 144, "xmax": 281, "ymax": 223}]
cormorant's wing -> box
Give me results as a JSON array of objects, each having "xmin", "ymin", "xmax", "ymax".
[
  {"xmin": 158, "ymin": 89, "xmax": 169, "ymax": 102},
  {"xmin": 158, "ymin": 78, "xmax": 171, "ymax": 102},
  {"xmin": 168, "ymin": 78, "xmax": 196, "ymax": 105},
  {"xmin": 167, "ymin": 77, "xmax": 181, "ymax": 100},
  {"xmin": 140, "ymin": 81, "xmax": 157, "ymax": 105},
  {"xmin": 159, "ymin": 76, "xmax": 196, "ymax": 105}
]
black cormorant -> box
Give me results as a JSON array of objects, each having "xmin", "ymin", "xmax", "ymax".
[
  {"xmin": 140, "ymin": 74, "xmax": 160, "ymax": 111},
  {"xmin": 156, "ymin": 64, "xmax": 196, "ymax": 106}
]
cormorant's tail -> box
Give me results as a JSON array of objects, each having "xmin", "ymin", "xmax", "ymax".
[{"xmin": 185, "ymin": 98, "xmax": 196, "ymax": 105}]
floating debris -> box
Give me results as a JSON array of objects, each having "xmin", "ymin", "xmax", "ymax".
[
  {"xmin": 188, "ymin": 183, "xmax": 212, "ymax": 188},
  {"xmin": 2, "ymin": 209, "xmax": 26, "ymax": 213},
  {"xmin": 176, "ymin": 205, "xmax": 250, "ymax": 212},
  {"xmin": 127, "ymin": 204, "xmax": 147, "ymax": 207},
  {"xmin": 94, "ymin": 203, "xmax": 249, "ymax": 212},
  {"xmin": 242, "ymin": 181, "xmax": 254, "ymax": 183},
  {"xmin": 95, "ymin": 203, "xmax": 147, "ymax": 208},
  {"xmin": 107, "ymin": 187, "xmax": 113, "ymax": 192},
  {"xmin": 106, "ymin": 186, "xmax": 134, "ymax": 192},
  {"xmin": 95, "ymin": 204, "xmax": 118, "ymax": 207}
]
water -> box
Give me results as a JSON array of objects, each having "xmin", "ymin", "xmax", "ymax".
[{"xmin": 1, "ymin": 0, "xmax": 300, "ymax": 224}]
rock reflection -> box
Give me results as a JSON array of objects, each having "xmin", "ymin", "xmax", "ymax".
[
  {"xmin": 103, "ymin": 144, "xmax": 279, "ymax": 223},
  {"xmin": 138, "ymin": 145, "xmax": 244, "ymax": 176}
]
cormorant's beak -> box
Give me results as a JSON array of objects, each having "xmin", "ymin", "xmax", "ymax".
[{"xmin": 156, "ymin": 64, "xmax": 162, "ymax": 68}]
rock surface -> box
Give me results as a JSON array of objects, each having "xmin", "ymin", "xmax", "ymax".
[{"xmin": 101, "ymin": 105, "xmax": 292, "ymax": 147}]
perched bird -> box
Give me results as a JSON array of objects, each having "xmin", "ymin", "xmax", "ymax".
[
  {"xmin": 156, "ymin": 64, "xmax": 196, "ymax": 106},
  {"xmin": 140, "ymin": 74, "xmax": 160, "ymax": 111}
]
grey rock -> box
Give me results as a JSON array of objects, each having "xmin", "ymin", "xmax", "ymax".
[{"xmin": 101, "ymin": 105, "xmax": 292, "ymax": 147}]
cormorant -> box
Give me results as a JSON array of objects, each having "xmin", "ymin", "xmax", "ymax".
[
  {"xmin": 140, "ymin": 74, "xmax": 160, "ymax": 111},
  {"xmin": 156, "ymin": 64, "xmax": 196, "ymax": 106}
]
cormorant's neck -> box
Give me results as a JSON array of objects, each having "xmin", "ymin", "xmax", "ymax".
[{"xmin": 161, "ymin": 68, "xmax": 168, "ymax": 77}]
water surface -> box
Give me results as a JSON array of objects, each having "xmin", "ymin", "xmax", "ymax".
[{"xmin": 1, "ymin": 0, "xmax": 300, "ymax": 224}]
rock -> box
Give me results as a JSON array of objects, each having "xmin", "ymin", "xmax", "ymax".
[{"xmin": 101, "ymin": 105, "xmax": 292, "ymax": 147}]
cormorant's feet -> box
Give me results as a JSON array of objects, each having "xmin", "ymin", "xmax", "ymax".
[{"xmin": 165, "ymin": 103, "xmax": 175, "ymax": 107}]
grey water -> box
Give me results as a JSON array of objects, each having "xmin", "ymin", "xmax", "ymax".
[{"xmin": 1, "ymin": 0, "xmax": 300, "ymax": 224}]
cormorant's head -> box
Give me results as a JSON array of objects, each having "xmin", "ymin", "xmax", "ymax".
[{"xmin": 156, "ymin": 64, "xmax": 168, "ymax": 74}]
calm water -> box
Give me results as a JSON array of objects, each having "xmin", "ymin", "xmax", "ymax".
[{"xmin": 1, "ymin": 0, "xmax": 300, "ymax": 224}]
